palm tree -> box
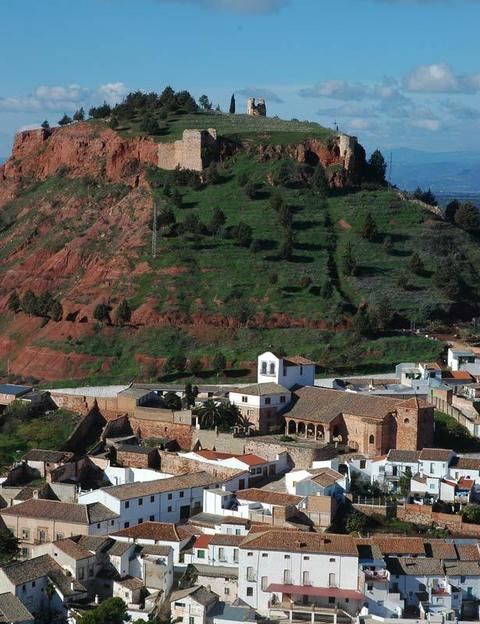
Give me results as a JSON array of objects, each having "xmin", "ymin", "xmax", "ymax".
[
  {"xmin": 196, "ymin": 400, "xmax": 238, "ymax": 430},
  {"xmin": 235, "ymin": 412, "xmax": 253, "ymax": 431}
]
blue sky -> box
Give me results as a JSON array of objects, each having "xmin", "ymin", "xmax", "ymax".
[{"xmin": 1, "ymin": 0, "xmax": 480, "ymax": 155}]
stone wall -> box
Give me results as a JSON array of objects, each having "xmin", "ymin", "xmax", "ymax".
[
  {"xmin": 129, "ymin": 417, "xmax": 193, "ymax": 449},
  {"xmin": 157, "ymin": 129, "xmax": 218, "ymax": 172},
  {"xmin": 116, "ymin": 448, "xmax": 159, "ymax": 470},
  {"xmin": 397, "ymin": 504, "xmax": 480, "ymax": 537},
  {"xmin": 157, "ymin": 451, "xmax": 243, "ymax": 482}
]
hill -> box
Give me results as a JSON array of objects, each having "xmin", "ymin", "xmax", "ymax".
[{"xmin": 0, "ymin": 108, "xmax": 474, "ymax": 384}]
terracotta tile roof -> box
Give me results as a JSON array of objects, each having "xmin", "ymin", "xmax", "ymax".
[
  {"xmin": 221, "ymin": 517, "xmax": 250, "ymax": 526},
  {"xmin": 419, "ymin": 448, "xmax": 452, "ymax": 462},
  {"xmin": 107, "ymin": 541, "xmax": 134, "ymax": 556},
  {"xmin": 387, "ymin": 450, "xmax": 420, "ymax": 463},
  {"xmin": 240, "ymin": 530, "xmax": 358, "ymax": 555},
  {"xmin": 443, "ymin": 560, "xmax": 480, "ymax": 576},
  {"xmin": 54, "ymin": 538, "xmax": 93, "ymax": 561},
  {"xmin": 236, "ymin": 488, "xmax": 302, "ymax": 506},
  {"xmin": 354, "ymin": 538, "xmax": 383, "ymax": 561},
  {"xmin": 139, "ymin": 544, "xmax": 171, "ymax": 557},
  {"xmin": 397, "ymin": 397, "xmax": 429, "ymax": 409},
  {"xmin": 455, "ymin": 543, "xmax": 480, "ymax": 560},
  {"xmin": 458, "ymin": 478, "xmax": 474, "ymax": 489},
  {"xmin": 0, "ymin": 498, "xmax": 117, "ymax": 524},
  {"xmin": 308, "ymin": 468, "xmax": 343, "ymax": 488},
  {"xmin": 387, "ymin": 556, "xmax": 444, "ymax": 576},
  {"xmin": 111, "ymin": 521, "xmax": 189, "ymax": 542},
  {"xmin": 287, "ymin": 387, "xmax": 404, "ymax": 424},
  {"xmin": 232, "ymin": 383, "xmax": 290, "ymax": 397},
  {"xmin": 116, "ymin": 576, "xmax": 144, "ymax": 590},
  {"xmin": 374, "ymin": 536, "xmax": 425, "ymax": 555},
  {"xmin": 76, "ymin": 536, "xmax": 112, "ymax": 553},
  {"xmin": 0, "ymin": 592, "xmax": 33, "ymax": 623},
  {"xmin": 445, "ymin": 371, "xmax": 474, "ymax": 380},
  {"xmin": 424, "ymin": 540, "xmax": 457, "ymax": 560},
  {"xmin": 194, "ymin": 451, "xmax": 267, "ymax": 466},
  {"xmin": 1, "ymin": 554, "xmax": 64, "ymax": 586},
  {"xmin": 22, "ymin": 449, "xmax": 74, "ymax": 463},
  {"xmin": 102, "ymin": 472, "xmax": 218, "ymax": 500},
  {"xmin": 170, "ymin": 585, "xmax": 219, "ymax": 606},
  {"xmin": 194, "ymin": 535, "xmax": 213, "ymax": 549},
  {"xmin": 283, "ymin": 355, "xmax": 315, "ymax": 366},
  {"xmin": 210, "ymin": 534, "xmax": 244, "ymax": 546},
  {"xmin": 451, "ymin": 456, "xmax": 480, "ymax": 470}
]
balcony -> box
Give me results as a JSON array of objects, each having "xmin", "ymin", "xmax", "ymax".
[{"xmin": 364, "ymin": 570, "xmax": 389, "ymax": 583}]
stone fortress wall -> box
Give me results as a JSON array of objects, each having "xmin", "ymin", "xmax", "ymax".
[{"xmin": 157, "ymin": 128, "xmax": 218, "ymax": 172}]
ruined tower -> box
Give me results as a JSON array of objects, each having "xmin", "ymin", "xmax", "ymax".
[{"xmin": 247, "ymin": 97, "xmax": 267, "ymax": 117}]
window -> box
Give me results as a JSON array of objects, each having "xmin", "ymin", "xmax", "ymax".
[
  {"xmin": 79, "ymin": 568, "xmax": 85, "ymax": 580},
  {"xmin": 261, "ymin": 576, "xmax": 268, "ymax": 591},
  {"xmin": 168, "ymin": 506, "xmax": 172, "ymax": 512},
  {"xmin": 261, "ymin": 362, "xmax": 267, "ymax": 375},
  {"xmin": 21, "ymin": 529, "xmax": 30, "ymax": 539},
  {"xmin": 138, "ymin": 518, "xmax": 143, "ymax": 524},
  {"xmin": 22, "ymin": 585, "xmax": 26, "ymax": 592},
  {"xmin": 125, "ymin": 501, "xmax": 130, "ymax": 509},
  {"xmin": 180, "ymin": 491, "xmax": 185, "ymax": 498},
  {"xmin": 430, "ymin": 463, "xmax": 434, "ymax": 472},
  {"xmin": 189, "ymin": 617, "xmax": 194, "ymax": 624},
  {"xmin": 284, "ymin": 554, "xmax": 290, "ymax": 559},
  {"xmin": 21, "ymin": 548, "xmax": 29, "ymax": 558},
  {"xmin": 329, "ymin": 558, "xmax": 336, "ymax": 562},
  {"xmin": 269, "ymin": 363, "xmax": 275, "ymax": 375},
  {"xmin": 304, "ymin": 556, "xmax": 310, "ymax": 561},
  {"xmin": 89, "ymin": 567, "xmax": 94, "ymax": 577},
  {"xmin": 300, "ymin": 366, "xmax": 303, "ymax": 375},
  {"xmin": 283, "ymin": 569, "xmax": 291, "ymax": 584},
  {"xmin": 247, "ymin": 587, "xmax": 253, "ymax": 597},
  {"xmin": 262, "ymin": 553, "xmax": 268, "ymax": 558},
  {"xmin": 197, "ymin": 550, "xmax": 205, "ymax": 559},
  {"xmin": 218, "ymin": 548, "xmax": 225, "ymax": 561},
  {"xmin": 247, "ymin": 567, "xmax": 255, "ymax": 582},
  {"xmin": 225, "ymin": 588, "xmax": 230, "ymax": 595},
  {"xmin": 360, "ymin": 460, "xmax": 366, "ymax": 469},
  {"xmin": 150, "ymin": 515, "xmax": 155, "ymax": 521},
  {"xmin": 110, "ymin": 520, "xmax": 114, "ymax": 526},
  {"xmin": 233, "ymin": 549, "xmax": 239, "ymax": 563},
  {"xmin": 138, "ymin": 498, "xmax": 143, "ymax": 506},
  {"xmin": 303, "ymin": 571, "xmax": 310, "ymax": 585},
  {"xmin": 329, "ymin": 573, "xmax": 336, "ymax": 588},
  {"xmin": 328, "ymin": 597, "xmax": 335, "ymax": 605},
  {"xmin": 168, "ymin": 493, "xmax": 173, "ymax": 500},
  {"xmin": 150, "ymin": 496, "xmax": 155, "ymax": 503},
  {"xmin": 32, "ymin": 581, "xmax": 36, "ymax": 588},
  {"xmin": 97, "ymin": 523, "xmax": 100, "ymax": 529},
  {"xmin": 367, "ymin": 584, "xmax": 373, "ymax": 591},
  {"xmin": 235, "ymin": 529, "xmax": 241, "ymax": 535},
  {"xmin": 124, "ymin": 522, "xmax": 130, "ymax": 529},
  {"xmin": 369, "ymin": 435, "xmax": 374, "ymax": 445},
  {"xmin": 247, "ymin": 552, "xmax": 253, "ymax": 557},
  {"xmin": 404, "ymin": 418, "xmax": 410, "ymax": 424},
  {"xmin": 429, "ymin": 483, "xmax": 435, "ymax": 490},
  {"xmin": 280, "ymin": 396, "xmax": 286, "ymax": 403},
  {"xmin": 242, "ymin": 396, "xmax": 248, "ymax": 403},
  {"xmin": 265, "ymin": 398, "xmax": 271, "ymax": 405}
]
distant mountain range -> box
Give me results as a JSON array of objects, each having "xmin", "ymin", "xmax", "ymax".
[{"xmin": 390, "ymin": 148, "xmax": 480, "ymax": 195}]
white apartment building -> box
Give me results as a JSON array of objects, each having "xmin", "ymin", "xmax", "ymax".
[{"xmin": 237, "ymin": 530, "xmax": 362, "ymax": 616}]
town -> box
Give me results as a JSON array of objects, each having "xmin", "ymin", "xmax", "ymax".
[{"xmin": 0, "ymin": 347, "xmax": 479, "ymax": 623}]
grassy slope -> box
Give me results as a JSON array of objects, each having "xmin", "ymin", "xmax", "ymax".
[{"xmin": 5, "ymin": 112, "xmax": 477, "ymax": 384}]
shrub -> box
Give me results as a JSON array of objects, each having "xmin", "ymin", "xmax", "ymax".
[
  {"xmin": 409, "ymin": 252, "xmax": 425, "ymax": 275},
  {"xmin": 93, "ymin": 303, "xmax": 111, "ymax": 324},
  {"xmin": 455, "ymin": 202, "xmax": 480, "ymax": 232},
  {"xmin": 233, "ymin": 222, "xmax": 253, "ymax": 247},
  {"xmin": 212, "ymin": 352, "xmax": 227, "ymax": 374},
  {"xmin": 7, "ymin": 291, "xmax": 20, "ymax": 313}
]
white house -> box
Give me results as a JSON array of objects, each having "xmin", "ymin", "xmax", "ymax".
[
  {"xmin": 228, "ymin": 383, "xmax": 292, "ymax": 433},
  {"xmin": 170, "ymin": 585, "xmax": 219, "ymax": 624},
  {"xmin": 79, "ymin": 472, "xmax": 219, "ymax": 528},
  {"xmin": 257, "ymin": 352, "xmax": 315, "ymax": 389},
  {"xmin": 238, "ymin": 530, "xmax": 362, "ymax": 617},
  {"xmin": 448, "ymin": 348, "xmax": 476, "ymax": 372},
  {"xmin": 418, "ymin": 449, "xmax": 455, "ymax": 479},
  {"xmin": 181, "ymin": 450, "xmax": 288, "ymax": 480}
]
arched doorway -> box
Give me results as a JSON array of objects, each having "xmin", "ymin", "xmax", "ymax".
[
  {"xmin": 288, "ymin": 420, "xmax": 297, "ymax": 435},
  {"xmin": 307, "ymin": 423, "xmax": 315, "ymax": 439},
  {"xmin": 297, "ymin": 422, "xmax": 306, "ymax": 436}
]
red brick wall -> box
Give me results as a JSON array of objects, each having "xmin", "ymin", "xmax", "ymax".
[{"xmin": 129, "ymin": 417, "xmax": 193, "ymax": 450}]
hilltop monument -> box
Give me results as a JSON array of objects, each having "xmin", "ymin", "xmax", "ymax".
[{"xmin": 247, "ymin": 97, "xmax": 267, "ymax": 117}]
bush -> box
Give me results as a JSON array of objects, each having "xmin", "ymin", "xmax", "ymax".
[
  {"xmin": 7, "ymin": 291, "xmax": 20, "ymax": 313},
  {"xmin": 233, "ymin": 222, "xmax": 253, "ymax": 247},
  {"xmin": 454, "ymin": 202, "xmax": 480, "ymax": 232},
  {"xmin": 409, "ymin": 252, "xmax": 425, "ymax": 275},
  {"xmin": 93, "ymin": 303, "xmax": 111, "ymax": 324},
  {"xmin": 212, "ymin": 352, "xmax": 227, "ymax": 374}
]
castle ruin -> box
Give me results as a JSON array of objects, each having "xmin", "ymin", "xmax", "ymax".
[
  {"xmin": 157, "ymin": 128, "xmax": 218, "ymax": 172},
  {"xmin": 247, "ymin": 97, "xmax": 267, "ymax": 117}
]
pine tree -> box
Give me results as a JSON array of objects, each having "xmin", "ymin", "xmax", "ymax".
[
  {"xmin": 212, "ymin": 352, "xmax": 227, "ymax": 374},
  {"xmin": 116, "ymin": 299, "xmax": 132, "ymax": 325},
  {"xmin": 409, "ymin": 252, "xmax": 425, "ymax": 275},
  {"xmin": 93, "ymin": 303, "xmax": 111, "ymax": 324},
  {"xmin": 21, "ymin": 290, "xmax": 39, "ymax": 316},
  {"xmin": 311, "ymin": 164, "xmax": 328, "ymax": 195},
  {"xmin": 73, "ymin": 107, "xmax": 85, "ymax": 121},
  {"xmin": 361, "ymin": 212, "xmax": 379, "ymax": 242},
  {"xmin": 50, "ymin": 300, "xmax": 63, "ymax": 322},
  {"xmin": 229, "ymin": 94, "xmax": 236, "ymax": 114},
  {"xmin": 7, "ymin": 291, "xmax": 20, "ymax": 313},
  {"xmin": 58, "ymin": 114, "xmax": 72, "ymax": 126},
  {"xmin": 41, "ymin": 120, "xmax": 50, "ymax": 130},
  {"xmin": 368, "ymin": 149, "xmax": 387, "ymax": 184},
  {"xmin": 341, "ymin": 242, "xmax": 357, "ymax": 276}
]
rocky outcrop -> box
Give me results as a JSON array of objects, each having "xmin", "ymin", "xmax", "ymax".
[{"xmin": 255, "ymin": 133, "xmax": 367, "ymax": 187}]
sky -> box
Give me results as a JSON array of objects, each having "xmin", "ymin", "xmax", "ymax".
[{"xmin": 1, "ymin": 0, "xmax": 480, "ymax": 156}]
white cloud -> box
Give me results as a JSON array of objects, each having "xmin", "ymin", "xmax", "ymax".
[
  {"xmin": 35, "ymin": 84, "xmax": 88, "ymax": 103},
  {"xmin": 404, "ymin": 63, "xmax": 480, "ymax": 93},
  {"xmin": 411, "ymin": 118, "xmax": 442, "ymax": 131},
  {"xmin": 348, "ymin": 118, "xmax": 373, "ymax": 130},
  {"xmin": 235, "ymin": 87, "xmax": 283, "ymax": 103},
  {"xmin": 97, "ymin": 82, "xmax": 129, "ymax": 106},
  {"xmin": 299, "ymin": 80, "xmax": 371, "ymax": 100}
]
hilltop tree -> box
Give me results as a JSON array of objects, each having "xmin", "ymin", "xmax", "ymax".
[
  {"xmin": 88, "ymin": 102, "xmax": 112, "ymax": 119},
  {"xmin": 409, "ymin": 252, "xmax": 425, "ymax": 275},
  {"xmin": 73, "ymin": 107, "xmax": 85, "ymax": 122},
  {"xmin": 198, "ymin": 95, "xmax": 212, "ymax": 111},
  {"xmin": 7, "ymin": 291, "xmax": 20, "ymax": 313},
  {"xmin": 115, "ymin": 299, "xmax": 132, "ymax": 326},
  {"xmin": 41, "ymin": 120, "xmax": 50, "ymax": 130},
  {"xmin": 58, "ymin": 114, "xmax": 72, "ymax": 126},
  {"xmin": 212, "ymin": 352, "xmax": 227, "ymax": 374},
  {"xmin": 361, "ymin": 212, "xmax": 379, "ymax": 242},
  {"xmin": 93, "ymin": 303, "xmax": 111, "ymax": 325},
  {"xmin": 311, "ymin": 163, "xmax": 328, "ymax": 195},
  {"xmin": 140, "ymin": 115, "xmax": 161, "ymax": 135},
  {"xmin": 229, "ymin": 94, "xmax": 236, "ymax": 114},
  {"xmin": 341, "ymin": 242, "xmax": 357, "ymax": 276},
  {"xmin": 445, "ymin": 199, "xmax": 461, "ymax": 223},
  {"xmin": 368, "ymin": 150, "xmax": 387, "ymax": 184},
  {"xmin": 78, "ymin": 597, "xmax": 129, "ymax": 624},
  {"xmin": 455, "ymin": 202, "xmax": 480, "ymax": 232}
]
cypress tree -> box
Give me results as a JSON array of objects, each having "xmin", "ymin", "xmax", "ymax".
[{"xmin": 229, "ymin": 94, "xmax": 236, "ymax": 114}]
